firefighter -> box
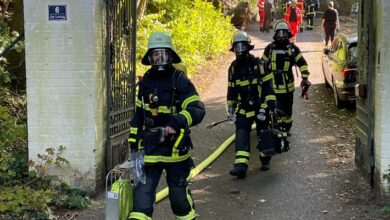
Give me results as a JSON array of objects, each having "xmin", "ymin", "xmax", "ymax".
[
  {"xmin": 261, "ymin": 20, "xmax": 310, "ymax": 148},
  {"xmin": 227, "ymin": 31, "xmax": 276, "ymax": 178},
  {"xmin": 305, "ymin": 2, "xmax": 316, "ymax": 30},
  {"xmin": 128, "ymin": 31, "xmax": 205, "ymax": 220},
  {"xmin": 284, "ymin": 0, "xmax": 302, "ymax": 42}
]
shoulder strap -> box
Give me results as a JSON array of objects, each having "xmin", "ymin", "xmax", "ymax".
[{"xmin": 170, "ymin": 69, "xmax": 183, "ymax": 114}]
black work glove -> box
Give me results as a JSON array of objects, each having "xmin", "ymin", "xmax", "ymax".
[
  {"xmin": 300, "ymin": 78, "xmax": 310, "ymax": 87},
  {"xmin": 267, "ymin": 100, "xmax": 276, "ymax": 112}
]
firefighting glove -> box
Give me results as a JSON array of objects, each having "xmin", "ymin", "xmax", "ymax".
[
  {"xmin": 300, "ymin": 78, "xmax": 310, "ymax": 87},
  {"xmin": 227, "ymin": 104, "xmax": 236, "ymax": 122},
  {"xmin": 267, "ymin": 100, "xmax": 276, "ymax": 112},
  {"xmin": 257, "ymin": 108, "xmax": 267, "ymax": 121}
]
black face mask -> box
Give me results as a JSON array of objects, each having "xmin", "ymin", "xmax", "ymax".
[{"xmin": 275, "ymin": 29, "xmax": 289, "ymax": 43}]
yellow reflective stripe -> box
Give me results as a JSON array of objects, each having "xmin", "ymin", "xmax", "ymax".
[
  {"xmin": 158, "ymin": 105, "xmax": 176, "ymax": 114},
  {"xmin": 236, "ymin": 151, "xmax": 250, "ymax": 157},
  {"xmin": 235, "ymin": 158, "xmax": 249, "ymax": 164},
  {"xmin": 271, "ymin": 51, "xmax": 277, "ymax": 70},
  {"xmin": 288, "ymin": 82, "xmax": 295, "ymax": 89},
  {"xmin": 136, "ymin": 98, "xmax": 142, "ymax": 107},
  {"xmin": 295, "ymin": 53, "xmax": 303, "ymax": 62},
  {"xmin": 180, "ymin": 110, "xmax": 192, "ymax": 126},
  {"xmin": 283, "ymin": 117, "xmax": 293, "ymax": 123},
  {"xmin": 228, "ymin": 82, "xmax": 233, "ymax": 87},
  {"xmin": 300, "ymin": 65, "xmax": 308, "ymax": 72},
  {"xmin": 246, "ymin": 111, "xmax": 255, "ymax": 117},
  {"xmin": 262, "ymin": 55, "xmax": 269, "ymax": 61},
  {"xmin": 284, "ymin": 61, "xmax": 290, "ymax": 71},
  {"xmin": 302, "ymin": 74, "xmax": 309, "ymax": 78},
  {"xmin": 129, "ymin": 212, "xmax": 152, "ymax": 220},
  {"xmin": 128, "ymin": 138, "xmax": 136, "ymax": 143},
  {"xmin": 227, "ymin": 100, "xmax": 234, "ymax": 105},
  {"xmin": 252, "ymin": 78, "xmax": 258, "ymax": 84},
  {"xmin": 173, "ymin": 128, "xmax": 185, "ymax": 158},
  {"xmin": 262, "ymin": 73, "xmax": 273, "ymax": 82},
  {"xmin": 261, "ymin": 103, "xmax": 268, "ymax": 109},
  {"xmin": 130, "ymin": 127, "xmax": 138, "ymax": 134},
  {"xmin": 144, "ymin": 153, "xmax": 191, "ymax": 163},
  {"xmin": 274, "ymin": 88, "xmax": 289, "ymax": 94},
  {"xmin": 176, "ymin": 209, "xmax": 196, "ymax": 220},
  {"xmin": 235, "ymin": 79, "xmax": 250, "ymax": 86},
  {"xmin": 265, "ymin": 95, "xmax": 276, "ymax": 101},
  {"xmin": 138, "ymin": 140, "xmax": 143, "ymax": 150},
  {"xmin": 182, "ymin": 95, "xmax": 200, "ymax": 109},
  {"xmin": 238, "ymin": 109, "xmax": 255, "ymax": 118}
]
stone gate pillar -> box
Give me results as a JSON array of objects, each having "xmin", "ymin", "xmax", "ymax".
[{"xmin": 24, "ymin": 0, "xmax": 106, "ymax": 193}]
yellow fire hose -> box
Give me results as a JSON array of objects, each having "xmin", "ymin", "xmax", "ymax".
[{"xmin": 155, "ymin": 124, "xmax": 255, "ymax": 203}]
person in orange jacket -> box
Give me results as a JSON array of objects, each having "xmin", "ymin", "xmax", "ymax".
[
  {"xmin": 257, "ymin": 0, "xmax": 265, "ymax": 31},
  {"xmin": 284, "ymin": 0, "xmax": 302, "ymax": 42}
]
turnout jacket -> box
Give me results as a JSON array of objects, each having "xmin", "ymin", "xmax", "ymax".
[
  {"xmin": 227, "ymin": 54, "xmax": 276, "ymax": 118},
  {"xmin": 128, "ymin": 67, "xmax": 205, "ymax": 164},
  {"xmin": 261, "ymin": 42, "xmax": 309, "ymax": 94}
]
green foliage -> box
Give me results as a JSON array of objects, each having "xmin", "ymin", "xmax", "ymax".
[
  {"xmin": 136, "ymin": 0, "xmax": 235, "ymax": 75},
  {"xmin": 0, "ymin": 186, "xmax": 54, "ymax": 219},
  {"xmin": 52, "ymin": 183, "xmax": 91, "ymax": 209}
]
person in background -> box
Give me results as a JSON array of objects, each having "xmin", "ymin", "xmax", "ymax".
[
  {"xmin": 263, "ymin": 0, "xmax": 274, "ymax": 33},
  {"xmin": 284, "ymin": 0, "xmax": 302, "ymax": 42},
  {"xmin": 322, "ymin": 1, "xmax": 339, "ymax": 47},
  {"xmin": 257, "ymin": 0, "xmax": 265, "ymax": 32}
]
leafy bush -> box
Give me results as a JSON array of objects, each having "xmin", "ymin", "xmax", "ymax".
[{"xmin": 136, "ymin": 0, "xmax": 235, "ymax": 75}]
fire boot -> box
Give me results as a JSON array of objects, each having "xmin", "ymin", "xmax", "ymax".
[
  {"xmin": 259, "ymin": 155, "xmax": 271, "ymax": 171},
  {"xmin": 229, "ymin": 165, "xmax": 247, "ymax": 179}
]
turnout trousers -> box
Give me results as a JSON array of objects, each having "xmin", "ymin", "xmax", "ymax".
[
  {"xmin": 276, "ymin": 92, "xmax": 294, "ymax": 132},
  {"xmin": 129, "ymin": 159, "xmax": 196, "ymax": 220},
  {"xmin": 234, "ymin": 115, "xmax": 271, "ymax": 169}
]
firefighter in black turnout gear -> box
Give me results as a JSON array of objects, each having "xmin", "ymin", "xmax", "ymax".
[
  {"xmin": 128, "ymin": 32, "xmax": 205, "ymax": 220},
  {"xmin": 227, "ymin": 31, "xmax": 276, "ymax": 178},
  {"xmin": 261, "ymin": 20, "xmax": 310, "ymax": 147}
]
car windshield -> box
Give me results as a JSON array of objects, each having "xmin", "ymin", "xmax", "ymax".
[{"xmin": 347, "ymin": 43, "xmax": 357, "ymax": 67}]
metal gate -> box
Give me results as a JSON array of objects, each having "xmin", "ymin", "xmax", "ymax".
[
  {"xmin": 355, "ymin": 0, "xmax": 376, "ymax": 186},
  {"xmin": 105, "ymin": 0, "xmax": 136, "ymax": 172}
]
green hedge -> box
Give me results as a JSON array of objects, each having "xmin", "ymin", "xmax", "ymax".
[{"xmin": 136, "ymin": 0, "xmax": 235, "ymax": 76}]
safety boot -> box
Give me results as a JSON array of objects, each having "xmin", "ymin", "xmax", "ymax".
[
  {"xmin": 229, "ymin": 165, "xmax": 247, "ymax": 179},
  {"xmin": 282, "ymin": 137, "xmax": 290, "ymax": 152},
  {"xmin": 259, "ymin": 155, "xmax": 271, "ymax": 171}
]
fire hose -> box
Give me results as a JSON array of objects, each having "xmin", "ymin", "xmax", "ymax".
[{"xmin": 155, "ymin": 124, "xmax": 256, "ymax": 203}]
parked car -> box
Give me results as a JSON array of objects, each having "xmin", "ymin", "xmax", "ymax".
[{"xmin": 321, "ymin": 33, "xmax": 358, "ymax": 107}]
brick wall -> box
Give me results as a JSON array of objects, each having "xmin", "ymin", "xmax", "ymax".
[{"xmin": 24, "ymin": 0, "xmax": 106, "ymax": 193}]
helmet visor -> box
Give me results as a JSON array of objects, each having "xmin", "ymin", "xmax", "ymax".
[
  {"xmin": 276, "ymin": 29, "xmax": 288, "ymax": 40},
  {"xmin": 150, "ymin": 49, "xmax": 171, "ymax": 65},
  {"xmin": 234, "ymin": 42, "xmax": 249, "ymax": 54}
]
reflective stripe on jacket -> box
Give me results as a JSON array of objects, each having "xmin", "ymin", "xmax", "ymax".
[
  {"xmin": 227, "ymin": 54, "xmax": 275, "ymax": 117},
  {"xmin": 261, "ymin": 42, "xmax": 309, "ymax": 94},
  {"xmin": 128, "ymin": 67, "xmax": 205, "ymax": 163}
]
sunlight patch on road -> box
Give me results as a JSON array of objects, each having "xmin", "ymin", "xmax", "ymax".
[{"xmin": 307, "ymin": 135, "xmax": 337, "ymax": 144}]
